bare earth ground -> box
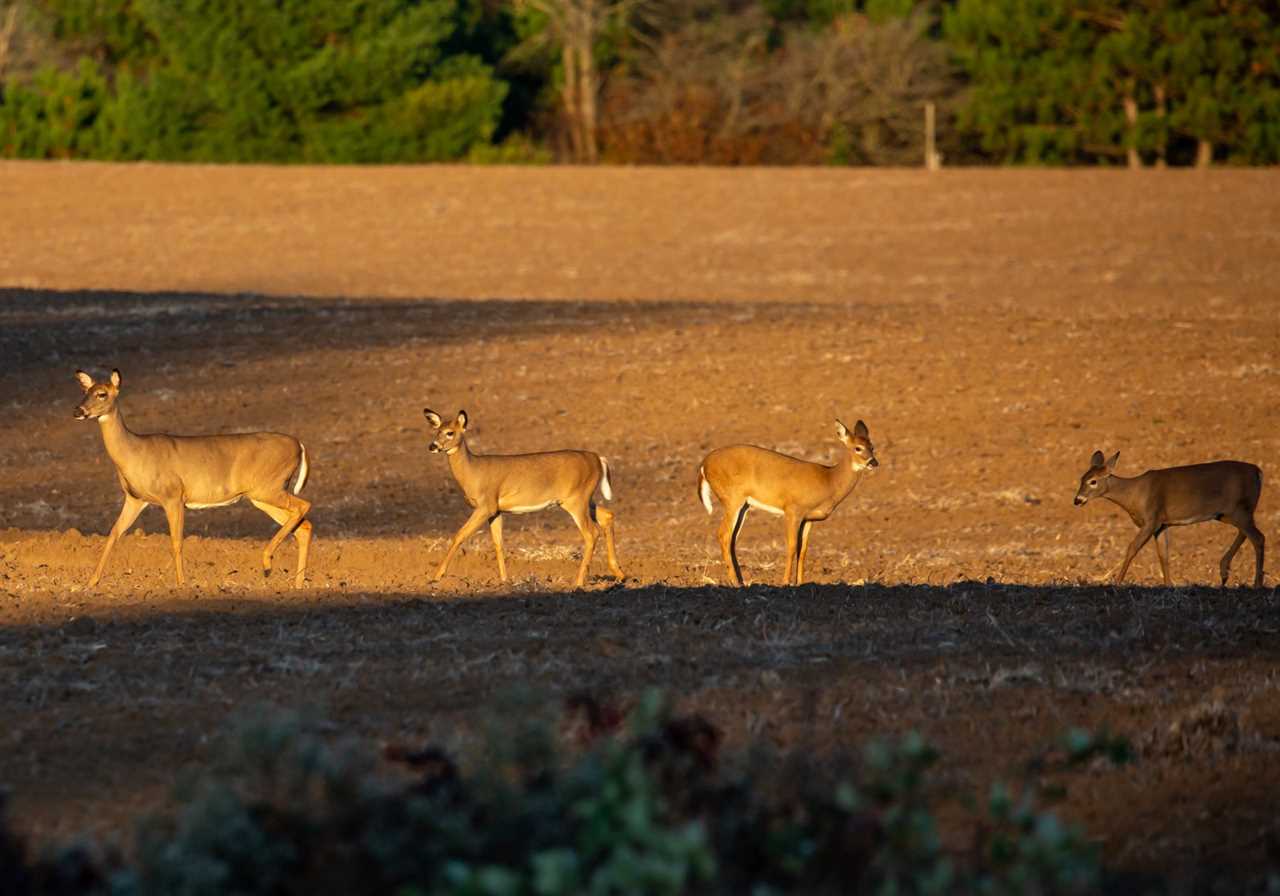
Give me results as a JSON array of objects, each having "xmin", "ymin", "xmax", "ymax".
[{"xmin": 0, "ymin": 163, "xmax": 1278, "ymax": 884}]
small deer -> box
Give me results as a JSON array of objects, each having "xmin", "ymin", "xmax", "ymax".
[
  {"xmin": 74, "ymin": 369, "xmax": 313, "ymax": 588},
  {"xmin": 423, "ymin": 408, "xmax": 623, "ymax": 588},
  {"xmin": 1074, "ymin": 450, "xmax": 1265, "ymax": 587},
  {"xmin": 698, "ymin": 419, "xmax": 878, "ymax": 586}
]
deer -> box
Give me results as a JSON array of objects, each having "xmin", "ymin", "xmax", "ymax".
[
  {"xmin": 1074, "ymin": 450, "xmax": 1265, "ymax": 588},
  {"xmin": 698, "ymin": 419, "xmax": 878, "ymax": 587},
  {"xmin": 73, "ymin": 369, "xmax": 313, "ymax": 588},
  {"xmin": 423, "ymin": 408, "xmax": 624, "ymax": 588}
]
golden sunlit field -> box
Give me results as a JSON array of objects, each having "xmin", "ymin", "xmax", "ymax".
[{"xmin": 1, "ymin": 162, "xmax": 1278, "ymax": 881}]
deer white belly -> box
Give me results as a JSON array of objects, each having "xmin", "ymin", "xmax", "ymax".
[
  {"xmin": 186, "ymin": 496, "xmax": 242, "ymax": 510},
  {"xmin": 505, "ymin": 500, "xmax": 558, "ymax": 514},
  {"xmin": 746, "ymin": 497, "xmax": 785, "ymax": 515}
]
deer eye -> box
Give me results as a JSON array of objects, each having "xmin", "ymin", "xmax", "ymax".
[
  {"xmin": 1088, "ymin": 479, "xmax": 1097, "ymax": 487},
  {"xmin": 444, "ymin": 431, "xmax": 454, "ymax": 437},
  {"xmin": 96, "ymin": 391, "xmax": 107, "ymax": 398},
  {"xmin": 854, "ymin": 446, "xmax": 864, "ymax": 453}
]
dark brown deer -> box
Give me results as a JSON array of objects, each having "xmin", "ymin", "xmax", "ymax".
[{"xmin": 1074, "ymin": 450, "xmax": 1264, "ymax": 587}]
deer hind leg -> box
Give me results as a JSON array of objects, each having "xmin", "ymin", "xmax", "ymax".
[
  {"xmin": 1224, "ymin": 508, "xmax": 1266, "ymax": 587},
  {"xmin": 796, "ymin": 520, "xmax": 814, "ymax": 586},
  {"xmin": 718, "ymin": 502, "xmax": 748, "ymax": 587},
  {"xmin": 1153, "ymin": 526, "xmax": 1172, "ymax": 586},
  {"xmin": 252, "ymin": 490, "xmax": 311, "ymax": 581},
  {"xmin": 251, "ymin": 499, "xmax": 313, "ymax": 588},
  {"xmin": 591, "ymin": 503, "xmax": 625, "ymax": 580},
  {"xmin": 162, "ymin": 500, "xmax": 187, "ymax": 587},
  {"xmin": 565, "ymin": 498, "xmax": 600, "ymax": 589},
  {"xmin": 88, "ymin": 494, "xmax": 148, "ymax": 588},
  {"xmin": 489, "ymin": 513, "xmax": 508, "ymax": 582}
]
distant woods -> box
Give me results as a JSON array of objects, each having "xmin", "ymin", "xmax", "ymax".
[{"xmin": 0, "ymin": 0, "xmax": 1277, "ymax": 165}]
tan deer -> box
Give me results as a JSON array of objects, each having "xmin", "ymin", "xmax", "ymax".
[
  {"xmin": 698, "ymin": 419, "xmax": 878, "ymax": 586},
  {"xmin": 73, "ymin": 369, "xmax": 312, "ymax": 588},
  {"xmin": 1074, "ymin": 450, "xmax": 1265, "ymax": 587},
  {"xmin": 423, "ymin": 408, "xmax": 623, "ymax": 588}
]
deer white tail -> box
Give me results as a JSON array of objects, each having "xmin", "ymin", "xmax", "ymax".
[
  {"xmin": 599, "ymin": 456, "xmax": 613, "ymax": 501},
  {"xmin": 698, "ymin": 465, "xmax": 713, "ymax": 514},
  {"xmin": 291, "ymin": 443, "xmax": 309, "ymax": 495}
]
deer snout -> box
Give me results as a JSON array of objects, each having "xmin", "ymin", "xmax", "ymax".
[
  {"xmin": 868, "ymin": 457, "xmax": 880, "ymax": 469},
  {"xmin": 74, "ymin": 406, "xmax": 88, "ymax": 420},
  {"xmin": 1073, "ymin": 495, "xmax": 1086, "ymax": 506},
  {"xmin": 428, "ymin": 441, "xmax": 442, "ymax": 453}
]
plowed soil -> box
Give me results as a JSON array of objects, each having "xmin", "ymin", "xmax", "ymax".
[{"xmin": 1, "ymin": 163, "xmax": 1278, "ymax": 884}]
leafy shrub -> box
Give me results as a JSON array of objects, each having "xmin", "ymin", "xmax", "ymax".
[{"xmin": 1, "ymin": 694, "xmax": 1127, "ymax": 895}]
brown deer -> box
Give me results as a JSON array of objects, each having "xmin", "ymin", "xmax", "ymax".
[
  {"xmin": 423, "ymin": 408, "xmax": 623, "ymax": 588},
  {"xmin": 698, "ymin": 419, "xmax": 878, "ymax": 586},
  {"xmin": 74, "ymin": 369, "xmax": 312, "ymax": 588},
  {"xmin": 1074, "ymin": 450, "xmax": 1265, "ymax": 587}
]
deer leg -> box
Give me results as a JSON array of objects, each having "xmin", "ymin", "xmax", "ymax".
[
  {"xmin": 1218, "ymin": 530, "xmax": 1246, "ymax": 586},
  {"xmin": 1153, "ymin": 526, "xmax": 1172, "ymax": 586},
  {"xmin": 797, "ymin": 520, "xmax": 814, "ymax": 586},
  {"xmin": 718, "ymin": 503, "xmax": 747, "ymax": 587},
  {"xmin": 488, "ymin": 513, "xmax": 507, "ymax": 582},
  {"xmin": 1113, "ymin": 524, "xmax": 1155, "ymax": 584},
  {"xmin": 436, "ymin": 506, "xmax": 492, "ymax": 582},
  {"xmin": 592, "ymin": 503, "xmax": 625, "ymax": 580},
  {"xmin": 161, "ymin": 501, "xmax": 187, "ymax": 587},
  {"xmin": 254, "ymin": 491, "xmax": 311, "ymax": 580},
  {"xmin": 783, "ymin": 510, "xmax": 802, "ymax": 586},
  {"xmin": 565, "ymin": 499, "xmax": 600, "ymax": 589},
  {"xmin": 88, "ymin": 494, "xmax": 148, "ymax": 588},
  {"xmin": 251, "ymin": 500, "xmax": 312, "ymax": 588}
]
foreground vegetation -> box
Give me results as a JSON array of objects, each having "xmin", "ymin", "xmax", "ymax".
[
  {"xmin": 0, "ymin": 693, "xmax": 1149, "ymax": 895},
  {"xmin": 0, "ymin": 0, "xmax": 1277, "ymax": 165}
]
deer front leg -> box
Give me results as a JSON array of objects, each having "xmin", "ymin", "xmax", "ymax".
[
  {"xmin": 488, "ymin": 513, "xmax": 507, "ymax": 582},
  {"xmin": 88, "ymin": 494, "xmax": 148, "ymax": 588},
  {"xmin": 435, "ymin": 506, "xmax": 491, "ymax": 581},
  {"xmin": 796, "ymin": 520, "xmax": 813, "ymax": 586},
  {"xmin": 782, "ymin": 510, "xmax": 802, "ymax": 586},
  {"xmin": 162, "ymin": 500, "xmax": 187, "ymax": 587},
  {"xmin": 1113, "ymin": 524, "xmax": 1156, "ymax": 584}
]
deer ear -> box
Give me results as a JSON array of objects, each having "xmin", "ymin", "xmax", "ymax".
[
  {"xmin": 423, "ymin": 409, "xmax": 442, "ymax": 428},
  {"xmin": 109, "ymin": 369, "xmax": 121, "ymax": 388},
  {"xmin": 853, "ymin": 419, "xmax": 869, "ymax": 438},
  {"xmin": 1090, "ymin": 450, "xmax": 1105, "ymax": 468},
  {"xmin": 457, "ymin": 410, "xmax": 468, "ymax": 430},
  {"xmin": 75, "ymin": 370, "xmax": 94, "ymax": 390},
  {"xmin": 834, "ymin": 420, "xmax": 849, "ymax": 439},
  {"xmin": 1105, "ymin": 451, "xmax": 1120, "ymax": 472}
]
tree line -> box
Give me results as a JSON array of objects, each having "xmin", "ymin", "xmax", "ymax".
[{"xmin": 0, "ymin": 0, "xmax": 1276, "ymax": 165}]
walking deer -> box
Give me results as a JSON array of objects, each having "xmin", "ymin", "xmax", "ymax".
[
  {"xmin": 74, "ymin": 369, "xmax": 313, "ymax": 588},
  {"xmin": 698, "ymin": 419, "xmax": 878, "ymax": 586},
  {"xmin": 1074, "ymin": 450, "xmax": 1265, "ymax": 587},
  {"xmin": 423, "ymin": 408, "xmax": 624, "ymax": 588}
]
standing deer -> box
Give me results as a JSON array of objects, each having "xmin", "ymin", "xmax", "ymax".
[
  {"xmin": 1074, "ymin": 450, "xmax": 1265, "ymax": 587},
  {"xmin": 423, "ymin": 408, "xmax": 623, "ymax": 588},
  {"xmin": 73, "ymin": 369, "xmax": 312, "ymax": 588},
  {"xmin": 698, "ymin": 419, "xmax": 878, "ymax": 587}
]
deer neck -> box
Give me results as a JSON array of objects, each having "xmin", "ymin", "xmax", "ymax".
[
  {"xmin": 97, "ymin": 406, "xmax": 140, "ymax": 467},
  {"xmin": 1101, "ymin": 474, "xmax": 1145, "ymax": 516},
  {"xmin": 445, "ymin": 437, "xmax": 478, "ymax": 483},
  {"xmin": 826, "ymin": 451, "xmax": 862, "ymax": 502}
]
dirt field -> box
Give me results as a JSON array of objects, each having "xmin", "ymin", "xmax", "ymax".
[{"xmin": 1, "ymin": 163, "xmax": 1278, "ymax": 884}]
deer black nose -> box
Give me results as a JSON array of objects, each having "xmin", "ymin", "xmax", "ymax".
[
  {"xmin": 1073, "ymin": 496, "xmax": 1085, "ymax": 506},
  {"xmin": 869, "ymin": 457, "xmax": 879, "ymax": 468},
  {"xmin": 73, "ymin": 407, "xmax": 87, "ymax": 419}
]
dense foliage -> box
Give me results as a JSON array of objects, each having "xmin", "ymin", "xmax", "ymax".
[
  {"xmin": 0, "ymin": 0, "xmax": 1276, "ymax": 163},
  {"xmin": 0, "ymin": 694, "xmax": 1140, "ymax": 895}
]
